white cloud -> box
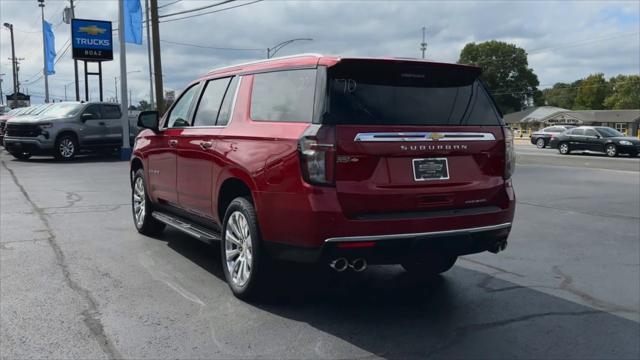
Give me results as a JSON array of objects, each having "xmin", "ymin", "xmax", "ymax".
[{"xmin": 1, "ymin": 0, "xmax": 638, "ymax": 104}]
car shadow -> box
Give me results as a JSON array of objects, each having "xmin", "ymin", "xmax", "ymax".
[
  {"xmin": 1, "ymin": 150, "xmax": 123, "ymax": 164},
  {"xmin": 151, "ymin": 227, "xmax": 640, "ymax": 359}
]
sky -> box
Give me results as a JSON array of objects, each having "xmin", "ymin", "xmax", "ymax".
[{"xmin": 0, "ymin": 0, "xmax": 639, "ymax": 105}]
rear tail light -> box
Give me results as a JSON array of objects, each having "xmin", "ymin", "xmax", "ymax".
[
  {"xmin": 504, "ymin": 127, "xmax": 515, "ymax": 179},
  {"xmin": 298, "ymin": 125, "xmax": 336, "ymax": 186}
]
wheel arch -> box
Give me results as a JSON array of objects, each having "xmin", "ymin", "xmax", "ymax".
[
  {"xmin": 55, "ymin": 130, "xmax": 79, "ymax": 145},
  {"xmin": 216, "ymin": 171, "xmax": 257, "ymax": 224},
  {"xmin": 130, "ymin": 156, "xmax": 144, "ymax": 185}
]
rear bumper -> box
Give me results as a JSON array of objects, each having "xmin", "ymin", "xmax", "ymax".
[{"xmin": 257, "ymin": 182, "xmax": 516, "ymax": 263}]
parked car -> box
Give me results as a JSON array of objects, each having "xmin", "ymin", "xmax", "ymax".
[
  {"xmin": 0, "ymin": 105, "xmax": 54, "ymax": 145},
  {"xmin": 548, "ymin": 126, "xmax": 640, "ymax": 157},
  {"xmin": 130, "ymin": 54, "xmax": 516, "ymax": 300},
  {"xmin": 3, "ymin": 101, "xmax": 131, "ymax": 160},
  {"xmin": 530, "ymin": 125, "xmax": 575, "ymax": 148}
]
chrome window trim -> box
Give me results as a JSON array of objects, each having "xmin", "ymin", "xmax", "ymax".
[
  {"xmin": 179, "ymin": 76, "xmax": 243, "ymax": 130},
  {"xmin": 353, "ymin": 132, "xmax": 496, "ymax": 142},
  {"xmin": 325, "ymin": 223, "xmax": 512, "ymax": 243}
]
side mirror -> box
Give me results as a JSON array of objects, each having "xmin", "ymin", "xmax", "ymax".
[
  {"xmin": 81, "ymin": 113, "xmax": 94, "ymax": 122},
  {"xmin": 138, "ymin": 111, "xmax": 159, "ymax": 132},
  {"xmin": 595, "ymin": 135, "xmax": 601, "ymax": 139}
]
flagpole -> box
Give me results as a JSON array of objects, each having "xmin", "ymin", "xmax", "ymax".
[
  {"xmin": 119, "ymin": 0, "xmax": 131, "ymax": 160},
  {"xmin": 145, "ymin": 0, "xmax": 154, "ymax": 109},
  {"xmin": 38, "ymin": 0, "xmax": 50, "ymax": 103}
]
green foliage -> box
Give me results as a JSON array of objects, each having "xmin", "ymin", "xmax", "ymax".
[
  {"xmin": 542, "ymin": 80, "xmax": 582, "ymax": 109},
  {"xmin": 574, "ymin": 73, "xmax": 610, "ymax": 110},
  {"xmin": 458, "ymin": 40, "xmax": 540, "ymax": 114},
  {"xmin": 604, "ymin": 75, "xmax": 640, "ymax": 109}
]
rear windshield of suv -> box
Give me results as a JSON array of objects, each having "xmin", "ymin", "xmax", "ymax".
[{"xmin": 325, "ymin": 60, "xmax": 501, "ymax": 126}]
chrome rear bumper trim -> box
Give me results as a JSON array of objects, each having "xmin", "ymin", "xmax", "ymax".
[
  {"xmin": 324, "ymin": 222, "xmax": 512, "ymax": 243},
  {"xmin": 354, "ymin": 132, "xmax": 496, "ymax": 142}
]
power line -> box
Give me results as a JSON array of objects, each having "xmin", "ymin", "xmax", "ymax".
[
  {"xmin": 158, "ymin": 0, "xmax": 182, "ymax": 10},
  {"xmin": 528, "ymin": 31, "xmax": 640, "ymax": 55},
  {"xmin": 160, "ymin": 0, "xmax": 263, "ymax": 23},
  {"xmin": 158, "ymin": 0, "xmax": 235, "ymax": 18},
  {"xmin": 160, "ymin": 39, "xmax": 263, "ymax": 51}
]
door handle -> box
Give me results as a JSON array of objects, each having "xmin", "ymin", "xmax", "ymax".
[
  {"xmin": 199, "ymin": 141, "xmax": 213, "ymax": 150},
  {"xmin": 99, "ymin": 121, "xmax": 106, "ymax": 126},
  {"xmin": 168, "ymin": 139, "xmax": 178, "ymax": 148}
]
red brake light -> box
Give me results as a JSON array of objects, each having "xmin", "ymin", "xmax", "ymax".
[{"xmin": 299, "ymin": 125, "xmax": 336, "ymax": 186}]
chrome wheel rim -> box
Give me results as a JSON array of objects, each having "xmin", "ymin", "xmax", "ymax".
[
  {"xmin": 59, "ymin": 138, "xmax": 75, "ymax": 158},
  {"xmin": 560, "ymin": 144, "xmax": 569, "ymax": 153},
  {"xmin": 133, "ymin": 177, "xmax": 146, "ymax": 228},
  {"xmin": 225, "ymin": 211, "xmax": 252, "ymax": 287},
  {"xmin": 536, "ymin": 138, "xmax": 545, "ymax": 148},
  {"xmin": 606, "ymin": 145, "xmax": 616, "ymax": 157}
]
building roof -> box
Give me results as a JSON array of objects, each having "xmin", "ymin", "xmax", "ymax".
[{"xmin": 504, "ymin": 107, "xmax": 640, "ymax": 124}]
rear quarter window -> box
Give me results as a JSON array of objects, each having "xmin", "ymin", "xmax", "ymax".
[{"xmin": 250, "ymin": 69, "xmax": 316, "ymax": 122}]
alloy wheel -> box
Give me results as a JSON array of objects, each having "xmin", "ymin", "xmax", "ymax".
[
  {"xmin": 132, "ymin": 177, "xmax": 146, "ymax": 228},
  {"xmin": 559, "ymin": 143, "xmax": 569, "ymax": 154},
  {"xmin": 59, "ymin": 138, "xmax": 75, "ymax": 158},
  {"xmin": 536, "ymin": 138, "xmax": 545, "ymax": 148},
  {"xmin": 606, "ymin": 145, "xmax": 617, "ymax": 157},
  {"xmin": 225, "ymin": 211, "xmax": 253, "ymax": 287}
]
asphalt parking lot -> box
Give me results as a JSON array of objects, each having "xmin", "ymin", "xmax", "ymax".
[{"xmin": 1, "ymin": 147, "xmax": 639, "ymax": 359}]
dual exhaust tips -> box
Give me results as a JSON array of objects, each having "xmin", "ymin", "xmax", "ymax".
[{"xmin": 329, "ymin": 258, "xmax": 367, "ymax": 272}]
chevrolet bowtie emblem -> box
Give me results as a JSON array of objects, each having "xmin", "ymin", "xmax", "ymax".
[
  {"xmin": 78, "ymin": 25, "xmax": 106, "ymax": 36},
  {"xmin": 429, "ymin": 133, "xmax": 445, "ymax": 140}
]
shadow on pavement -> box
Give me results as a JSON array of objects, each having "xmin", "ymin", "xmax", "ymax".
[{"xmin": 154, "ymin": 228, "xmax": 639, "ymax": 359}]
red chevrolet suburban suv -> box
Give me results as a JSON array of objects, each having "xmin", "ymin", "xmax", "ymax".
[{"xmin": 130, "ymin": 54, "xmax": 516, "ymax": 299}]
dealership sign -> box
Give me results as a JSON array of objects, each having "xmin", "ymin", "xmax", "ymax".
[{"xmin": 71, "ymin": 19, "xmax": 113, "ymax": 61}]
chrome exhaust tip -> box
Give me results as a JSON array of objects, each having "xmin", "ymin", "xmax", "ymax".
[
  {"xmin": 329, "ymin": 258, "xmax": 349, "ymax": 272},
  {"xmin": 350, "ymin": 258, "xmax": 367, "ymax": 272}
]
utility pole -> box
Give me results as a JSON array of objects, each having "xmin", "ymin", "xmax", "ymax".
[
  {"xmin": 145, "ymin": 0, "xmax": 155, "ymax": 109},
  {"xmin": 420, "ymin": 26, "xmax": 427, "ymax": 59},
  {"xmin": 69, "ymin": 0, "xmax": 79, "ymax": 101},
  {"xmin": 0, "ymin": 74, "xmax": 5, "ymax": 105},
  {"xmin": 3, "ymin": 23, "xmax": 18, "ymax": 95},
  {"xmin": 38, "ymin": 0, "xmax": 50, "ymax": 103},
  {"xmin": 150, "ymin": 0, "xmax": 164, "ymax": 113},
  {"xmin": 129, "ymin": 89, "xmax": 132, "ymax": 108},
  {"xmin": 114, "ymin": 77, "xmax": 118, "ymax": 103}
]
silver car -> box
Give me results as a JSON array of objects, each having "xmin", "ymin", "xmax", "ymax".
[{"xmin": 3, "ymin": 102, "xmax": 129, "ymax": 160}]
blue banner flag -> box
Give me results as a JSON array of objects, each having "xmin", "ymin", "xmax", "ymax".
[
  {"xmin": 123, "ymin": 0, "xmax": 143, "ymax": 45},
  {"xmin": 43, "ymin": 20, "xmax": 56, "ymax": 75}
]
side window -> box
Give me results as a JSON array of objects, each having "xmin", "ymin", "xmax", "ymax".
[
  {"xmin": 193, "ymin": 78, "xmax": 231, "ymax": 127},
  {"xmin": 250, "ymin": 69, "xmax": 316, "ymax": 122},
  {"xmin": 166, "ymin": 84, "xmax": 200, "ymax": 128},
  {"xmin": 217, "ymin": 76, "xmax": 239, "ymax": 126},
  {"xmin": 584, "ymin": 129, "xmax": 598, "ymax": 137},
  {"xmin": 571, "ymin": 128, "xmax": 585, "ymax": 136},
  {"xmin": 102, "ymin": 105, "xmax": 122, "ymax": 119},
  {"xmin": 83, "ymin": 104, "xmax": 102, "ymax": 120}
]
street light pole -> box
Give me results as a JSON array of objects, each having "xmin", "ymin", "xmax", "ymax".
[
  {"xmin": 38, "ymin": 0, "xmax": 50, "ymax": 103},
  {"xmin": 150, "ymin": 0, "xmax": 164, "ymax": 113},
  {"xmin": 3, "ymin": 23, "xmax": 18, "ymax": 95},
  {"xmin": 267, "ymin": 38, "xmax": 313, "ymax": 59},
  {"xmin": 145, "ymin": 0, "xmax": 154, "ymax": 109}
]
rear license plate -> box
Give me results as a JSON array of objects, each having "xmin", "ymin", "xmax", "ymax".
[{"xmin": 412, "ymin": 158, "xmax": 449, "ymax": 181}]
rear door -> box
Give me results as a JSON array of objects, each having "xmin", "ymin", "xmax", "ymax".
[
  {"xmin": 176, "ymin": 76, "xmax": 238, "ymax": 218},
  {"xmin": 567, "ymin": 128, "xmax": 587, "ymax": 150},
  {"xmin": 325, "ymin": 60, "xmax": 507, "ymax": 218}
]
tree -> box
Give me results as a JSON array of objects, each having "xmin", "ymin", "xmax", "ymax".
[
  {"xmin": 542, "ymin": 80, "xmax": 582, "ymax": 109},
  {"xmin": 604, "ymin": 75, "xmax": 640, "ymax": 109},
  {"xmin": 458, "ymin": 40, "xmax": 540, "ymax": 114},
  {"xmin": 574, "ymin": 73, "xmax": 610, "ymax": 110}
]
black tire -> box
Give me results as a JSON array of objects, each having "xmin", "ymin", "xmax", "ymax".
[
  {"xmin": 558, "ymin": 142, "xmax": 570, "ymax": 155},
  {"xmin": 221, "ymin": 196, "xmax": 272, "ymax": 301},
  {"xmin": 54, "ymin": 134, "xmax": 79, "ymax": 160},
  {"xmin": 605, "ymin": 144, "xmax": 618, "ymax": 157},
  {"xmin": 402, "ymin": 253, "xmax": 458, "ymax": 276},
  {"xmin": 10, "ymin": 151, "xmax": 31, "ymax": 160},
  {"xmin": 535, "ymin": 137, "xmax": 546, "ymax": 149},
  {"xmin": 131, "ymin": 169, "xmax": 165, "ymax": 236}
]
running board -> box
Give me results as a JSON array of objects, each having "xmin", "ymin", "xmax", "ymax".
[{"xmin": 152, "ymin": 211, "xmax": 221, "ymax": 243}]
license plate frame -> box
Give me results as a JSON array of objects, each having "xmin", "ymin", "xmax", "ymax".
[{"xmin": 412, "ymin": 158, "xmax": 450, "ymax": 181}]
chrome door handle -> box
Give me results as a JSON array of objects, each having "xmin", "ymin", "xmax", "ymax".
[
  {"xmin": 168, "ymin": 139, "xmax": 178, "ymax": 148},
  {"xmin": 199, "ymin": 141, "xmax": 213, "ymax": 150}
]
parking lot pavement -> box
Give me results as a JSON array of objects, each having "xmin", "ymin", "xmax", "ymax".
[
  {"xmin": 1, "ymin": 150, "xmax": 639, "ymax": 359},
  {"xmin": 516, "ymin": 142, "xmax": 640, "ymax": 171}
]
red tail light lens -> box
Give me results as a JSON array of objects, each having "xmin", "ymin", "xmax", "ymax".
[
  {"xmin": 299, "ymin": 125, "xmax": 336, "ymax": 186},
  {"xmin": 504, "ymin": 127, "xmax": 515, "ymax": 179}
]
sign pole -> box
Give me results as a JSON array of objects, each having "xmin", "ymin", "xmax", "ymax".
[
  {"xmin": 118, "ymin": 0, "xmax": 131, "ymax": 160},
  {"xmin": 98, "ymin": 61, "xmax": 103, "ymax": 101}
]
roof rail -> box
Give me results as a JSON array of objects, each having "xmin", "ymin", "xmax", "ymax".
[{"xmin": 207, "ymin": 53, "xmax": 325, "ymax": 74}]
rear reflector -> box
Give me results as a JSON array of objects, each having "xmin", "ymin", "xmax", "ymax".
[{"xmin": 336, "ymin": 241, "xmax": 376, "ymax": 249}]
